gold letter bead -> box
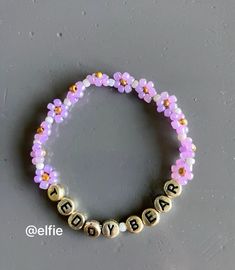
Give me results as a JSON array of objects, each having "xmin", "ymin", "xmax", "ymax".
[
  {"xmin": 84, "ymin": 220, "xmax": 101, "ymax": 238},
  {"xmin": 142, "ymin": 208, "xmax": 160, "ymax": 227},
  {"xmin": 126, "ymin": 216, "xmax": 144, "ymax": 234},
  {"xmin": 154, "ymin": 195, "xmax": 172, "ymax": 213},
  {"xmin": 164, "ymin": 179, "xmax": 182, "ymax": 198},
  {"xmin": 68, "ymin": 211, "xmax": 86, "ymax": 230},
  {"xmin": 47, "ymin": 184, "xmax": 65, "ymax": 202},
  {"xmin": 57, "ymin": 197, "xmax": 75, "ymax": 216},
  {"xmin": 102, "ymin": 220, "xmax": 120, "ymax": 239}
]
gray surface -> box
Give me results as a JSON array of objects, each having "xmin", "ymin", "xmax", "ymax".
[{"xmin": 0, "ymin": 0, "xmax": 234, "ymax": 269}]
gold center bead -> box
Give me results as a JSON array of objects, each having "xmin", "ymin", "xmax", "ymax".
[
  {"xmin": 95, "ymin": 71, "xmax": 103, "ymax": 78},
  {"xmin": 120, "ymin": 79, "xmax": 127, "ymax": 86},
  {"xmin": 178, "ymin": 167, "xmax": 186, "ymax": 176},
  {"xmin": 69, "ymin": 84, "xmax": 77, "ymax": 93},
  {"xmin": 143, "ymin": 86, "xmax": 149, "ymax": 94},
  {"xmin": 54, "ymin": 106, "xmax": 62, "ymax": 115},
  {"xmin": 42, "ymin": 172, "xmax": 50, "ymax": 181},
  {"xmin": 179, "ymin": 118, "xmax": 188, "ymax": 126},
  {"xmin": 36, "ymin": 127, "xmax": 44, "ymax": 134},
  {"xmin": 163, "ymin": 99, "xmax": 170, "ymax": 108}
]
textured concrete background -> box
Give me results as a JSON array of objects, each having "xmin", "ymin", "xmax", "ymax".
[{"xmin": 0, "ymin": 0, "xmax": 235, "ymax": 269}]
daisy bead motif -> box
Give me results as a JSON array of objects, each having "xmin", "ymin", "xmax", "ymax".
[
  {"xmin": 113, "ymin": 72, "xmax": 134, "ymax": 93},
  {"xmin": 171, "ymin": 159, "xmax": 193, "ymax": 186},
  {"xmin": 135, "ymin": 79, "xmax": 157, "ymax": 103},
  {"xmin": 34, "ymin": 121, "xmax": 51, "ymax": 143},
  {"xmin": 170, "ymin": 110, "xmax": 189, "ymax": 135},
  {"xmin": 87, "ymin": 72, "xmax": 109, "ymax": 87},
  {"xmin": 47, "ymin": 99, "xmax": 68, "ymax": 123},
  {"xmin": 156, "ymin": 91, "xmax": 177, "ymax": 117},
  {"xmin": 67, "ymin": 81, "xmax": 85, "ymax": 104},
  {"xmin": 34, "ymin": 165, "xmax": 58, "ymax": 190},
  {"xmin": 31, "ymin": 142, "xmax": 46, "ymax": 165},
  {"xmin": 180, "ymin": 137, "xmax": 196, "ymax": 159}
]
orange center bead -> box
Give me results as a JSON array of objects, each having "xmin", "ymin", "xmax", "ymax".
[
  {"xmin": 54, "ymin": 106, "xmax": 62, "ymax": 115},
  {"xmin": 163, "ymin": 99, "xmax": 170, "ymax": 108},
  {"xmin": 143, "ymin": 86, "xmax": 149, "ymax": 94},
  {"xmin": 178, "ymin": 167, "xmax": 186, "ymax": 176},
  {"xmin": 179, "ymin": 118, "xmax": 188, "ymax": 126},
  {"xmin": 120, "ymin": 79, "xmax": 127, "ymax": 86},
  {"xmin": 36, "ymin": 127, "xmax": 44, "ymax": 134},
  {"xmin": 69, "ymin": 85, "xmax": 77, "ymax": 93},
  {"xmin": 95, "ymin": 71, "xmax": 103, "ymax": 78},
  {"xmin": 42, "ymin": 172, "xmax": 50, "ymax": 181}
]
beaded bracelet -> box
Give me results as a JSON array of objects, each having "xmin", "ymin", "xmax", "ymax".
[{"xmin": 31, "ymin": 71, "xmax": 196, "ymax": 239}]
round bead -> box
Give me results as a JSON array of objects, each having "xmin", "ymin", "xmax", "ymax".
[
  {"xmin": 164, "ymin": 179, "xmax": 182, "ymax": 198},
  {"xmin": 131, "ymin": 80, "xmax": 138, "ymax": 89},
  {"xmin": 102, "ymin": 220, "xmax": 120, "ymax": 239},
  {"xmin": 108, "ymin": 78, "xmax": 115, "ymax": 87},
  {"xmin": 154, "ymin": 195, "xmax": 172, "ymax": 213},
  {"xmin": 57, "ymin": 197, "xmax": 75, "ymax": 216},
  {"xmin": 63, "ymin": 98, "xmax": 72, "ymax": 107},
  {"xmin": 68, "ymin": 211, "xmax": 86, "ymax": 230},
  {"xmin": 119, "ymin": 222, "xmax": 127, "ymax": 232},
  {"xmin": 84, "ymin": 220, "xmax": 101, "ymax": 238},
  {"xmin": 142, "ymin": 208, "xmax": 160, "ymax": 227},
  {"xmin": 36, "ymin": 163, "xmax": 44, "ymax": 170},
  {"xmin": 126, "ymin": 216, "xmax": 144, "ymax": 234},
  {"xmin": 47, "ymin": 184, "xmax": 65, "ymax": 202},
  {"xmin": 83, "ymin": 78, "xmax": 91, "ymax": 87},
  {"xmin": 45, "ymin": 116, "xmax": 54, "ymax": 124}
]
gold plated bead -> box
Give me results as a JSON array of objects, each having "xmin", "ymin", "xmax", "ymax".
[
  {"xmin": 36, "ymin": 126, "xmax": 44, "ymax": 134},
  {"xmin": 179, "ymin": 118, "xmax": 188, "ymax": 126},
  {"xmin": 154, "ymin": 195, "xmax": 172, "ymax": 213},
  {"xmin": 84, "ymin": 220, "xmax": 101, "ymax": 238},
  {"xmin": 47, "ymin": 183, "xmax": 65, "ymax": 202},
  {"xmin": 95, "ymin": 71, "xmax": 103, "ymax": 78},
  {"xmin": 57, "ymin": 197, "xmax": 75, "ymax": 216},
  {"xmin": 143, "ymin": 86, "xmax": 149, "ymax": 94},
  {"xmin": 163, "ymin": 99, "xmax": 170, "ymax": 108},
  {"xmin": 164, "ymin": 179, "xmax": 182, "ymax": 198},
  {"xmin": 102, "ymin": 220, "xmax": 120, "ymax": 239},
  {"xmin": 142, "ymin": 208, "xmax": 160, "ymax": 227},
  {"xmin": 54, "ymin": 106, "xmax": 62, "ymax": 115},
  {"xmin": 68, "ymin": 211, "xmax": 86, "ymax": 230},
  {"xmin": 69, "ymin": 84, "xmax": 77, "ymax": 93},
  {"xmin": 126, "ymin": 216, "xmax": 144, "ymax": 234},
  {"xmin": 120, "ymin": 78, "xmax": 127, "ymax": 86}
]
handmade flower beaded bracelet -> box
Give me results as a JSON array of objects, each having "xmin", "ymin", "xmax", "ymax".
[{"xmin": 31, "ymin": 71, "xmax": 196, "ymax": 239}]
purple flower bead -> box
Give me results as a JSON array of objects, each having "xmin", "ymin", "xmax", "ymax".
[
  {"xmin": 67, "ymin": 82, "xmax": 85, "ymax": 104},
  {"xmin": 47, "ymin": 99, "xmax": 68, "ymax": 123},
  {"xmin": 34, "ymin": 121, "xmax": 51, "ymax": 143},
  {"xmin": 156, "ymin": 92, "xmax": 177, "ymax": 117},
  {"xmin": 113, "ymin": 72, "xmax": 134, "ymax": 93},
  {"xmin": 171, "ymin": 111, "xmax": 189, "ymax": 135},
  {"xmin": 171, "ymin": 159, "xmax": 193, "ymax": 185},
  {"xmin": 135, "ymin": 79, "xmax": 157, "ymax": 103},
  {"xmin": 87, "ymin": 72, "xmax": 109, "ymax": 87},
  {"xmin": 179, "ymin": 137, "xmax": 196, "ymax": 159},
  {"xmin": 31, "ymin": 142, "xmax": 46, "ymax": 165},
  {"xmin": 34, "ymin": 164, "xmax": 58, "ymax": 190}
]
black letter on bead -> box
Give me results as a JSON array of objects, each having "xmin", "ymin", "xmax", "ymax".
[
  {"xmin": 130, "ymin": 219, "xmax": 139, "ymax": 231},
  {"xmin": 88, "ymin": 227, "xmax": 95, "ymax": 236},
  {"xmin": 61, "ymin": 202, "xmax": 72, "ymax": 214},
  {"xmin": 159, "ymin": 199, "xmax": 169, "ymax": 211},
  {"xmin": 167, "ymin": 184, "xmax": 178, "ymax": 194},
  {"xmin": 50, "ymin": 187, "xmax": 58, "ymax": 196},
  {"xmin": 72, "ymin": 215, "xmax": 82, "ymax": 227},
  {"xmin": 107, "ymin": 224, "xmax": 114, "ymax": 235},
  {"xmin": 145, "ymin": 210, "xmax": 156, "ymax": 224}
]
